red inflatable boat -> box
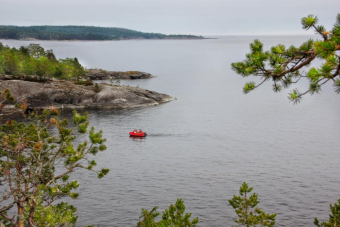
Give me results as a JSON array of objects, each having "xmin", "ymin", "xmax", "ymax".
[{"xmin": 129, "ymin": 131, "xmax": 147, "ymax": 137}]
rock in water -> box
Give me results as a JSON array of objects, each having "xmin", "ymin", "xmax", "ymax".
[
  {"xmin": 0, "ymin": 80, "xmax": 172, "ymax": 109},
  {"xmin": 86, "ymin": 69, "xmax": 154, "ymax": 80}
]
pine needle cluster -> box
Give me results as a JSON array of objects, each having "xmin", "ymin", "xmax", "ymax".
[{"xmin": 232, "ymin": 14, "xmax": 340, "ymax": 104}]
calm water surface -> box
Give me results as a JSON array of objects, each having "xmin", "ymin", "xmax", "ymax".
[{"xmin": 1, "ymin": 36, "xmax": 339, "ymax": 226}]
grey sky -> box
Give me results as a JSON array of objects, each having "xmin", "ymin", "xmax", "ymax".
[{"xmin": 0, "ymin": 0, "xmax": 339, "ymax": 35}]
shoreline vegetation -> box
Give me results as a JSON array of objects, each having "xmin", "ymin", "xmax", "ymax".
[
  {"xmin": 0, "ymin": 42, "xmax": 173, "ymax": 111},
  {"xmin": 0, "ymin": 25, "xmax": 205, "ymax": 41}
]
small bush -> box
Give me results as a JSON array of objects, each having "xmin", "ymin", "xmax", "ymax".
[
  {"xmin": 74, "ymin": 81, "xmax": 94, "ymax": 86},
  {"xmin": 94, "ymin": 83, "xmax": 101, "ymax": 92},
  {"xmin": 124, "ymin": 71, "xmax": 139, "ymax": 75}
]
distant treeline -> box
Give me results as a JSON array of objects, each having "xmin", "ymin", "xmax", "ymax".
[
  {"xmin": 0, "ymin": 26, "xmax": 204, "ymax": 40},
  {"xmin": 0, "ymin": 42, "xmax": 85, "ymax": 80}
]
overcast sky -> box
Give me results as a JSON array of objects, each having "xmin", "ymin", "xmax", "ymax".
[{"xmin": 0, "ymin": 0, "xmax": 339, "ymax": 35}]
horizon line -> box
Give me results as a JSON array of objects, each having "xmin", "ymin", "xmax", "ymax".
[{"xmin": 0, "ymin": 24, "xmax": 318, "ymax": 37}]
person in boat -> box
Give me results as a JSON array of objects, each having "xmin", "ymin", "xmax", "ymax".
[
  {"xmin": 133, "ymin": 129, "xmax": 137, "ymax": 133},
  {"xmin": 139, "ymin": 129, "xmax": 143, "ymax": 133}
]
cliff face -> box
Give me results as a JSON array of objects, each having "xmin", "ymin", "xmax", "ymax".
[
  {"xmin": 0, "ymin": 80, "xmax": 172, "ymax": 109},
  {"xmin": 86, "ymin": 69, "xmax": 154, "ymax": 80}
]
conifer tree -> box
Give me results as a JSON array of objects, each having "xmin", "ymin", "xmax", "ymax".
[
  {"xmin": 0, "ymin": 90, "xmax": 109, "ymax": 226},
  {"xmin": 232, "ymin": 14, "xmax": 340, "ymax": 104},
  {"xmin": 137, "ymin": 198, "xmax": 199, "ymax": 227},
  {"xmin": 229, "ymin": 182, "xmax": 276, "ymax": 227},
  {"xmin": 314, "ymin": 198, "xmax": 340, "ymax": 227}
]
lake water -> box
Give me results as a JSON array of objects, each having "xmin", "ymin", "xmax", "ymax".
[{"xmin": 1, "ymin": 36, "xmax": 339, "ymax": 226}]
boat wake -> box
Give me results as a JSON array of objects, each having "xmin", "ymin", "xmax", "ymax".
[{"xmin": 145, "ymin": 133, "xmax": 185, "ymax": 137}]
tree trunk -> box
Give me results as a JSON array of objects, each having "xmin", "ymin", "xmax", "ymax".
[
  {"xmin": 28, "ymin": 200, "xmax": 36, "ymax": 227},
  {"xmin": 17, "ymin": 202, "xmax": 24, "ymax": 227}
]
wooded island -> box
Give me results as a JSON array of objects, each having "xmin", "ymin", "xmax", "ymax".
[{"xmin": 0, "ymin": 25, "xmax": 204, "ymax": 40}]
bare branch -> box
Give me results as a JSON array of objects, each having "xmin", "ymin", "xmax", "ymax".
[{"xmin": 0, "ymin": 201, "xmax": 16, "ymax": 213}]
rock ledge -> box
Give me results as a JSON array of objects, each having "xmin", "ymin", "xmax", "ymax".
[
  {"xmin": 86, "ymin": 69, "xmax": 153, "ymax": 80},
  {"xmin": 0, "ymin": 80, "xmax": 172, "ymax": 109}
]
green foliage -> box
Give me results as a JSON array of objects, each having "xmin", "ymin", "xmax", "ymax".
[
  {"xmin": 0, "ymin": 88, "xmax": 15, "ymax": 102},
  {"xmin": 232, "ymin": 14, "xmax": 340, "ymax": 103},
  {"xmin": 334, "ymin": 79, "xmax": 340, "ymax": 94},
  {"xmin": 0, "ymin": 42, "xmax": 86, "ymax": 80},
  {"xmin": 28, "ymin": 43, "xmax": 45, "ymax": 58},
  {"xmin": 0, "ymin": 88, "xmax": 25, "ymax": 118},
  {"xmin": 73, "ymin": 110, "xmax": 89, "ymax": 133},
  {"xmin": 74, "ymin": 80, "xmax": 94, "ymax": 86},
  {"xmin": 0, "ymin": 25, "xmax": 203, "ymax": 40},
  {"xmin": 301, "ymin": 15, "xmax": 318, "ymax": 30},
  {"xmin": 138, "ymin": 207, "xmax": 160, "ymax": 227},
  {"xmin": 0, "ymin": 211, "xmax": 11, "ymax": 226},
  {"xmin": 0, "ymin": 105, "xmax": 108, "ymax": 226},
  {"xmin": 229, "ymin": 182, "xmax": 276, "ymax": 227},
  {"xmin": 33, "ymin": 201, "xmax": 78, "ymax": 227},
  {"xmin": 314, "ymin": 40, "xmax": 338, "ymax": 58},
  {"xmin": 288, "ymin": 89, "xmax": 302, "ymax": 105},
  {"xmin": 137, "ymin": 199, "xmax": 199, "ymax": 227},
  {"xmin": 97, "ymin": 168, "xmax": 110, "ymax": 179},
  {"xmin": 272, "ymin": 83, "xmax": 282, "ymax": 93},
  {"xmin": 94, "ymin": 83, "xmax": 101, "ymax": 92},
  {"xmin": 243, "ymin": 82, "xmax": 256, "ymax": 94},
  {"xmin": 314, "ymin": 198, "xmax": 340, "ymax": 227}
]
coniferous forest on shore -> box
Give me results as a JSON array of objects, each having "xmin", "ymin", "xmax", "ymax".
[
  {"xmin": 0, "ymin": 42, "xmax": 85, "ymax": 80},
  {"xmin": 0, "ymin": 25, "xmax": 204, "ymax": 41}
]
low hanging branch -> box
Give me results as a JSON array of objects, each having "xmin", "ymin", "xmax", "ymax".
[
  {"xmin": 232, "ymin": 14, "xmax": 340, "ymax": 104},
  {"xmin": 0, "ymin": 94, "xmax": 109, "ymax": 226}
]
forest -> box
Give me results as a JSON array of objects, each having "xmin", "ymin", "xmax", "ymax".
[
  {"xmin": 0, "ymin": 42, "xmax": 86, "ymax": 80},
  {"xmin": 0, "ymin": 26, "xmax": 204, "ymax": 40}
]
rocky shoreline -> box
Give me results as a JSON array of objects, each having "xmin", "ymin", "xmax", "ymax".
[
  {"xmin": 86, "ymin": 69, "xmax": 154, "ymax": 80},
  {"xmin": 0, "ymin": 80, "xmax": 173, "ymax": 110},
  {"xmin": 15, "ymin": 37, "xmax": 207, "ymax": 41}
]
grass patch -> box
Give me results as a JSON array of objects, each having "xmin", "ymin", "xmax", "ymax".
[{"xmin": 74, "ymin": 81, "xmax": 94, "ymax": 86}]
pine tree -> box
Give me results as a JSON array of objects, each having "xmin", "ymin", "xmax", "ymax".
[
  {"xmin": 137, "ymin": 198, "xmax": 199, "ymax": 227},
  {"xmin": 229, "ymin": 182, "xmax": 276, "ymax": 227},
  {"xmin": 314, "ymin": 198, "xmax": 340, "ymax": 227},
  {"xmin": 0, "ymin": 90, "xmax": 109, "ymax": 226},
  {"xmin": 231, "ymin": 14, "xmax": 340, "ymax": 104}
]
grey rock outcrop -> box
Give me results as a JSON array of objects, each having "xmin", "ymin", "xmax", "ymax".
[
  {"xmin": 86, "ymin": 69, "xmax": 154, "ymax": 80},
  {"xmin": 0, "ymin": 80, "xmax": 172, "ymax": 109},
  {"xmin": 0, "ymin": 74, "xmax": 54, "ymax": 82}
]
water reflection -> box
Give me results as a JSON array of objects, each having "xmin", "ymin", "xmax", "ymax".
[{"xmin": 129, "ymin": 136, "xmax": 146, "ymax": 142}]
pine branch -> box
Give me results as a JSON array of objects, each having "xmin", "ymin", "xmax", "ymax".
[
  {"xmin": 312, "ymin": 25, "xmax": 328, "ymax": 41},
  {"xmin": 0, "ymin": 201, "xmax": 16, "ymax": 213}
]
